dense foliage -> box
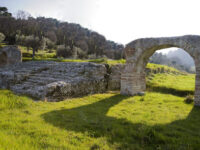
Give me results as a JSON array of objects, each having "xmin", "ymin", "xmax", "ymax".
[{"xmin": 0, "ymin": 7, "xmax": 124, "ymax": 59}]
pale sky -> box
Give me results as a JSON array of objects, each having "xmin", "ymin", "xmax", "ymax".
[{"xmin": 1, "ymin": 0, "xmax": 200, "ymax": 46}]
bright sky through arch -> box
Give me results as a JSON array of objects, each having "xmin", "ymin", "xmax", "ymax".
[{"xmin": 1, "ymin": 0, "xmax": 200, "ymax": 46}]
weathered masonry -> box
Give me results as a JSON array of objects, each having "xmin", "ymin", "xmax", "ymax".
[
  {"xmin": 121, "ymin": 35, "xmax": 200, "ymax": 106},
  {"xmin": 0, "ymin": 46, "xmax": 21, "ymax": 67}
]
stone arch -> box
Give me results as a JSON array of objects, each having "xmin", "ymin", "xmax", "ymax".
[
  {"xmin": 121, "ymin": 35, "xmax": 200, "ymax": 106},
  {"xmin": 0, "ymin": 52, "xmax": 8, "ymax": 67}
]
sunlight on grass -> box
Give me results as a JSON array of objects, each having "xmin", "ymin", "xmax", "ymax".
[
  {"xmin": 107, "ymin": 92, "xmax": 192, "ymax": 125},
  {"xmin": 23, "ymin": 57, "xmax": 126, "ymax": 65},
  {"xmin": 147, "ymin": 73, "xmax": 195, "ymax": 96},
  {"xmin": 0, "ymin": 64, "xmax": 199, "ymax": 149}
]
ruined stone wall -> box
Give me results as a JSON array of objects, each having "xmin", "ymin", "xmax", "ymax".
[
  {"xmin": 107, "ymin": 64, "xmax": 124, "ymax": 90},
  {"xmin": 0, "ymin": 46, "xmax": 22, "ymax": 67},
  {"xmin": 121, "ymin": 35, "xmax": 200, "ymax": 106},
  {"xmin": 0, "ymin": 61, "xmax": 108, "ymax": 101}
]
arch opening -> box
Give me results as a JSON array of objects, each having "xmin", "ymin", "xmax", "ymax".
[
  {"xmin": 150, "ymin": 48, "xmax": 195, "ymax": 73},
  {"xmin": 136, "ymin": 47, "xmax": 195, "ymax": 74}
]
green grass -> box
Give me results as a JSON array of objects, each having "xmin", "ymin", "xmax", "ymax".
[
  {"xmin": 1, "ymin": 45, "xmax": 198, "ymax": 148},
  {"xmin": 23, "ymin": 57, "xmax": 126, "ymax": 65},
  {"xmin": 0, "ymin": 90, "xmax": 32, "ymax": 109},
  {"xmin": 0, "ymin": 43, "xmax": 7, "ymax": 48},
  {"xmin": 0, "ymin": 63, "xmax": 199, "ymax": 149},
  {"xmin": 146, "ymin": 63, "xmax": 183, "ymax": 74},
  {"xmin": 20, "ymin": 46, "xmax": 57, "ymax": 59},
  {"xmin": 147, "ymin": 73, "xmax": 195, "ymax": 96}
]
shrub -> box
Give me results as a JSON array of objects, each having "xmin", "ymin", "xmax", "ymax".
[
  {"xmin": 88, "ymin": 54, "xmax": 97, "ymax": 59},
  {"xmin": 76, "ymin": 47, "xmax": 87, "ymax": 59},
  {"xmin": 16, "ymin": 34, "xmax": 26, "ymax": 46},
  {"xmin": 0, "ymin": 32, "xmax": 5, "ymax": 43},
  {"xmin": 140, "ymin": 97, "xmax": 145, "ymax": 101},
  {"xmin": 56, "ymin": 45, "xmax": 86, "ymax": 58},
  {"xmin": 184, "ymin": 95, "xmax": 194, "ymax": 104},
  {"xmin": 46, "ymin": 38, "xmax": 56, "ymax": 51},
  {"xmin": 56, "ymin": 45, "xmax": 72, "ymax": 58}
]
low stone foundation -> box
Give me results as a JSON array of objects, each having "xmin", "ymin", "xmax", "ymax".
[
  {"xmin": 0, "ymin": 61, "xmax": 108, "ymax": 101},
  {"xmin": 0, "ymin": 46, "xmax": 22, "ymax": 67}
]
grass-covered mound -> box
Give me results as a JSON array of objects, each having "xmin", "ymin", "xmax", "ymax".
[{"xmin": 0, "ymin": 63, "xmax": 199, "ymax": 150}]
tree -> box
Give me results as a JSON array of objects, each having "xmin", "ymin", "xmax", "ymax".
[
  {"xmin": 24, "ymin": 35, "xmax": 42, "ymax": 59},
  {"xmin": 0, "ymin": 7, "xmax": 12, "ymax": 17},
  {"xmin": 0, "ymin": 9, "xmax": 125, "ymax": 59},
  {"xmin": 46, "ymin": 38, "xmax": 55, "ymax": 51},
  {"xmin": 16, "ymin": 10, "xmax": 31, "ymax": 20},
  {"xmin": 0, "ymin": 15, "xmax": 16, "ymax": 44},
  {"xmin": 57, "ymin": 45, "xmax": 72, "ymax": 58},
  {"xmin": 16, "ymin": 34, "xmax": 30, "ymax": 51},
  {"xmin": 45, "ymin": 31, "xmax": 57, "ymax": 43},
  {"xmin": 40, "ymin": 37, "xmax": 46, "ymax": 50}
]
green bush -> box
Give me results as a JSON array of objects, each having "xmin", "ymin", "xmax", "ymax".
[
  {"xmin": 56, "ymin": 45, "xmax": 72, "ymax": 58},
  {"xmin": 184, "ymin": 95, "xmax": 194, "ymax": 104},
  {"xmin": 76, "ymin": 47, "xmax": 88, "ymax": 59},
  {"xmin": 0, "ymin": 32, "xmax": 5, "ymax": 43}
]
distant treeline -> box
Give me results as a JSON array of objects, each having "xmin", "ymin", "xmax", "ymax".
[{"xmin": 0, "ymin": 7, "xmax": 124, "ymax": 59}]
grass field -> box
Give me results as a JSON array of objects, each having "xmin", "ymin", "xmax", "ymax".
[{"xmin": 0, "ymin": 63, "xmax": 199, "ymax": 150}]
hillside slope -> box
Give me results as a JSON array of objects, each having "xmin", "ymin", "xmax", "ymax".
[{"xmin": 0, "ymin": 15, "xmax": 124, "ymax": 59}]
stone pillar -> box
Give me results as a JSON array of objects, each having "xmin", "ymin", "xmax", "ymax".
[
  {"xmin": 121, "ymin": 72, "xmax": 146, "ymax": 95},
  {"xmin": 194, "ymin": 66, "xmax": 200, "ymax": 106}
]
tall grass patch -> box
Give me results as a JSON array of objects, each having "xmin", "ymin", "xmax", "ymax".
[{"xmin": 0, "ymin": 90, "xmax": 32, "ymax": 109}]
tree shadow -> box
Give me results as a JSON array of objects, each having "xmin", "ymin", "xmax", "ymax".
[
  {"xmin": 147, "ymin": 84, "xmax": 194, "ymax": 97},
  {"xmin": 42, "ymin": 95, "xmax": 200, "ymax": 149}
]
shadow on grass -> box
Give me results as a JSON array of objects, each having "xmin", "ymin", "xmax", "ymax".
[
  {"xmin": 42, "ymin": 94, "xmax": 200, "ymax": 149},
  {"xmin": 147, "ymin": 84, "xmax": 194, "ymax": 97}
]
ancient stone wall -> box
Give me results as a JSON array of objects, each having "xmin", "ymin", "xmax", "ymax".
[
  {"xmin": 0, "ymin": 61, "xmax": 108, "ymax": 101},
  {"xmin": 0, "ymin": 46, "xmax": 22, "ymax": 67},
  {"xmin": 107, "ymin": 64, "xmax": 124, "ymax": 90}
]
